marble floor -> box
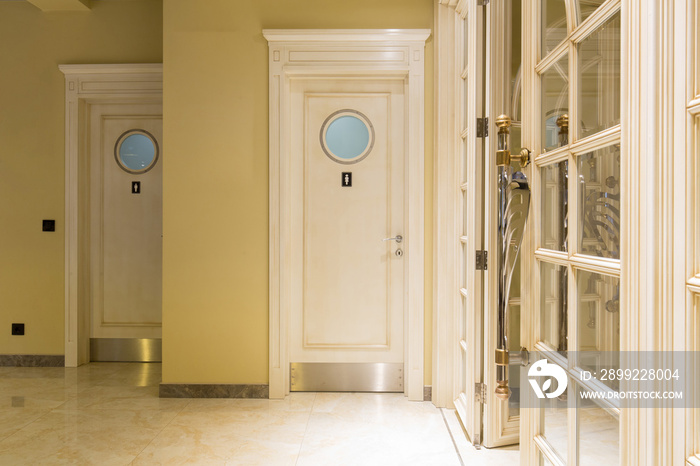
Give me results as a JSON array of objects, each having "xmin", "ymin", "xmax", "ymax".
[{"xmin": 0, "ymin": 363, "xmax": 520, "ymax": 465}]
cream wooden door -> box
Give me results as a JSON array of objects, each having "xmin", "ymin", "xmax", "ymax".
[
  {"xmin": 88, "ymin": 103, "xmax": 163, "ymax": 359},
  {"xmin": 289, "ymin": 78, "xmax": 405, "ymax": 391}
]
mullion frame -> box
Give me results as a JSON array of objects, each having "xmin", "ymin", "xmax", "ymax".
[{"xmin": 535, "ymin": 3, "xmax": 624, "ymax": 465}]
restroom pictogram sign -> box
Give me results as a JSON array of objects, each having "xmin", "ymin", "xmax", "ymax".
[
  {"xmin": 132, "ymin": 181, "xmax": 141, "ymax": 194},
  {"xmin": 342, "ymin": 172, "xmax": 352, "ymax": 187}
]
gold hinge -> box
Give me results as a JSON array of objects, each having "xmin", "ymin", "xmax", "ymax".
[
  {"xmin": 476, "ymin": 117, "xmax": 488, "ymax": 138},
  {"xmin": 475, "ymin": 382, "xmax": 488, "ymax": 403},
  {"xmin": 475, "ymin": 250, "xmax": 488, "ymax": 270}
]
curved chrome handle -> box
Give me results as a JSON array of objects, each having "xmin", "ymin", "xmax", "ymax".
[{"xmin": 382, "ymin": 235, "xmax": 403, "ymax": 243}]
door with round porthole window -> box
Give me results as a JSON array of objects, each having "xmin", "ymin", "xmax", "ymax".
[
  {"xmin": 88, "ymin": 103, "xmax": 163, "ymax": 361},
  {"xmin": 287, "ymin": 78, "xmax": 406, "ymax": 391}
]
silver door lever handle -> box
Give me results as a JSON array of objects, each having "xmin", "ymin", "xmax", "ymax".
[{"xmin": 382, "ymin": 235, "xmax": 403, "ymax": 243}]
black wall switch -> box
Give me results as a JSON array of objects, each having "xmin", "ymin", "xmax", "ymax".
[
  {"xmin": 11, "ymin": 323, "xmax": 24, "ymax": 335},
  {"xmin": 42, "ymin": 220, "xmax": 55, "ymax": 232}
]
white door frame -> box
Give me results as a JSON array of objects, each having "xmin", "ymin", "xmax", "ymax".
[
  {"xmin": 59, "ymin": 64, "xmax": 163, "ymax": 367},
  {"xmin": 264, "ymin": 29, "xmax": 430, "ymax": 400}
]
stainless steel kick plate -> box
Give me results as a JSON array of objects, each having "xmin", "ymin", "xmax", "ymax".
[
  {"xmin": 290, "ymin": 362, "xmax": 403, "ymax": 392},
  {"xmin": 90, "ymin": 338, "xmax": 162, "ymax": 362}
]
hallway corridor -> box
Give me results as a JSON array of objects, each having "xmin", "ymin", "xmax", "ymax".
[{"xmin": 0, "ymin": 363, "xmax": 518, "ymax": 465}]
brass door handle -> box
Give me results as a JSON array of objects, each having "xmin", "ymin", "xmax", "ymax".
[{"xmin": 495, "ymin": 114, "xmax": 531, "ymax": 167}]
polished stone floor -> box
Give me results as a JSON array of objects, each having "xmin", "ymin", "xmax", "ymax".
[{"xmin": 0, "ymin": 363, "xmax": 519, "ymax": 465}]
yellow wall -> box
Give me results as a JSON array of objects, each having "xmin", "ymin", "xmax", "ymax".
[
  {"xmin": 163, "ymin": 0, "xmax": 434, "ymax": 384},
  {"xmin": 0, "ymin": 0, "xmax": 163, "ymax": 355}
]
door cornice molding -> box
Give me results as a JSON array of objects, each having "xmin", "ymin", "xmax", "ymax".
[
  {"xmin": 58, "ymin": 63, "xmax": 163, "ymax": 76},
  {"xmin": 263, "ymin": 29, "xmax": 430, "ymax": 44},
  {"xmin": 265, "ymin": 30, "xmax": 429, "ymax": 401},
  {"xmin": 60, "ymin": 64, "xmax": 163, "ymax": 367}
]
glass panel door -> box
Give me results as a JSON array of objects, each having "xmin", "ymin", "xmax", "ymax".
[
  {"xmin": 454, "ymin": 0, "xmax": 487, "ymax": 447},
  {"xmin": 483, "ymin": 0, "xmax": 524, "ymax": 448},
  {"xmin": 520, "ymin": 1, "xmax": 622, "ymax": 464}
]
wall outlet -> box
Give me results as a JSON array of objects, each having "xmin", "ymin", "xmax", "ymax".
[
  {"xmin": 11, "ymin": 323, "xmax": 24, "ymax": 335},
  {"xmin": 42, "ymin": 220, "xmax": 55, "ymax": 232}
]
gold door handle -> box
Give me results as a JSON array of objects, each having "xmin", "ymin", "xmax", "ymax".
[
  {"xmin": 495, "ymin": 114, "xmax": 531, "ymax": 167},
  {"xmin": 494, "ymin": 114, "xmax": 532, "ymax": 401}
]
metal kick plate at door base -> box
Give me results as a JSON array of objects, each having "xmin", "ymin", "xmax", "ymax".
[{"xmin": 290, "ymin": 363, "xmax": 403, "ymax": 392}]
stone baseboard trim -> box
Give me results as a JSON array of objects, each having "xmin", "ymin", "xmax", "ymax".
[
  {"xmin": 424, "ymin": 385, "xmax": 432, "ymax": 401},
  {"xmin": 0, "ymin": 355, "xmax": 65, "ymax": 367},
  {"xmin": 159, "ymin": 383, "xmax": 269, "ymax": 399}
]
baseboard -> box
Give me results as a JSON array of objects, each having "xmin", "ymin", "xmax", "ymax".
[
  {"xmin": 159, "ymin": 383, "xmax": 269, "ymax": 399},
  {"xmin": 0, "ymin": 355, "xmax": 64, "ymax": 367},
  {"xmin": 424, "ymin": 385, "xmax": 432, "ymax": 401}
]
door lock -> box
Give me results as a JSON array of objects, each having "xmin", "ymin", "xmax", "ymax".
[{"xmin": 395, "ymin": 249, "xmax": 403, "ymax": 257}]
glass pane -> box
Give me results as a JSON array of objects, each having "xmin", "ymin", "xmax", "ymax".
[
  {"xmin": 117, "ymin": 132, "xmax": 157, "ymax": 172},
  {"xmin": 578, "ymin": 12, "xmax": 621, "ymax": 139},
  {"xmin": 577, "ymin": 271, "xmax": 620, "ymax": 390},
  {"xmin": 696, "ymin": 118, "xmax": 700, "ymax": 272},
  {"xmin": 460, "ymin": 293, "xmax": 467, "ymax": 345},
  {"xmin": 511, "ymin": 0, "xmax": 523, "ymax": 122},
  {"xmin": 463, "ymin": 15, "xmax": 469, "ymax": 74},
  {"xmin": 463, "ymin": 16, "xmax": 469, "ymax": 128},
  {"xmin": 578, "ymin": 145, "xmax": 620, "ymax": 259},
  {"xmin": 462, "ymin": 244, "xmax": 468, "ymax": 288},
  {"xmin": 578, "ymin": 386, "xmax": 620, "ymax": 465},
  {"xmin": 463, "ymin": 76, "xmax": 469, "ymax": 130},
  {"xmin": 541, "ymin": 454, "xmax": 557, "ymax": 466},
  {"xmin": 540, "ymin": 262, "xmax": 568, "ymax": 354},
  {"xmin": 697, "ymin": 5, "xmax": 700, "ymax": 97},
  {"xmin": 324, "ymin": 114, "xmax": 371, "ymax": 160},
  {"xmin": 542, "ymin": 0, "xmax": 568, "ymax": 56},
  {"xmin": 697, "ymin": 296, "xmax": 700, "ymax": 451},
  {"xmin": 578, "ymin": 0, "xmax": 606, "ymax": 23},
  {"xmin": 543, "ymin": 388, "xmax": 568, "ymax": 463},
  {"xmin": 509, "ymin": 301, "xmax": 521, "ymax": 418},
  {"xmin": 541, "ymin": 161, "xmax": 568, "ymax": 252},
  {"xmin": 462, "ymin": 189, "xmax": 468, "ymax": 237},
  {"xmin": 511, "ymin": 125, "xmax": 522, "ymax": 160},
  {"xmin": 542, "ymin": 54, "xmax": 569, "ymax": 152},
  {"xmin": 461, "ymin": 140, "xmax": 468, "ymax": 185},
  {"xmin": 460, "ymin": 298, "xmax": 467, "ymax": 394}
]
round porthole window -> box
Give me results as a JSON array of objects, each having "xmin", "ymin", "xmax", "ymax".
[
  {"xmin": 320, "ymin": 109, "xmax": 374, "ymax": 164},
  {"xmin": 114, "ymin": 130, "xmax": 159, "ymax": 174}
]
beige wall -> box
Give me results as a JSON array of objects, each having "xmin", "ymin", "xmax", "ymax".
[
  {"xmin": 162, "ymin": 0, "xmax": 434, "ymax": 385},
  {"xmin": 0, "ymin": 0, "xmax": 163, "ymax": 356}
]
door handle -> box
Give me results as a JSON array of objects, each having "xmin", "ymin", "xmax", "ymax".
[
  {"xmin": 494, "ymin": 114, "xmax": 532, "ymax": 401},
  {"xmin": 382, "ymin": 235, "xmax": 403, "ymax": 243},
  {"xmin": 495, "ymin": 115, "xmax": 531, "ymax": 167}
]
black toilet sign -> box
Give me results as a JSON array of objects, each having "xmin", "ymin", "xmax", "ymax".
[
  {"xmin": 342, "ymin": 172, "xmax": 352, "ymax": 187},
  {"xmin": 132, "ymin": 181, "xmax": 141, "ymax": 194}
]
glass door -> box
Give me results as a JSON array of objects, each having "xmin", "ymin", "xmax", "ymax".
[
  {"xmin": 454, "ymin": 0, "xmax": 488, "ymax": 447},
  {"xmin": 519, "ymin": 1, "xmax": 622, "ymax": 464},
  {"xmin": 483, "ymin": 0, "xmax": 524, "ymax": 448},
  {"xmin": 456, "ymin": 0, "xmax": 524, "ymax": 448}
]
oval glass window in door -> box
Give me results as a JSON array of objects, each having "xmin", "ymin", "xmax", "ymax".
[
  {"xmin": 114, "ymin": 129, "xmax": 159, "ymax": 174},
  {"xmin": 320, "ymin": 110, "xmax": 375, "ymax": 164}
]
